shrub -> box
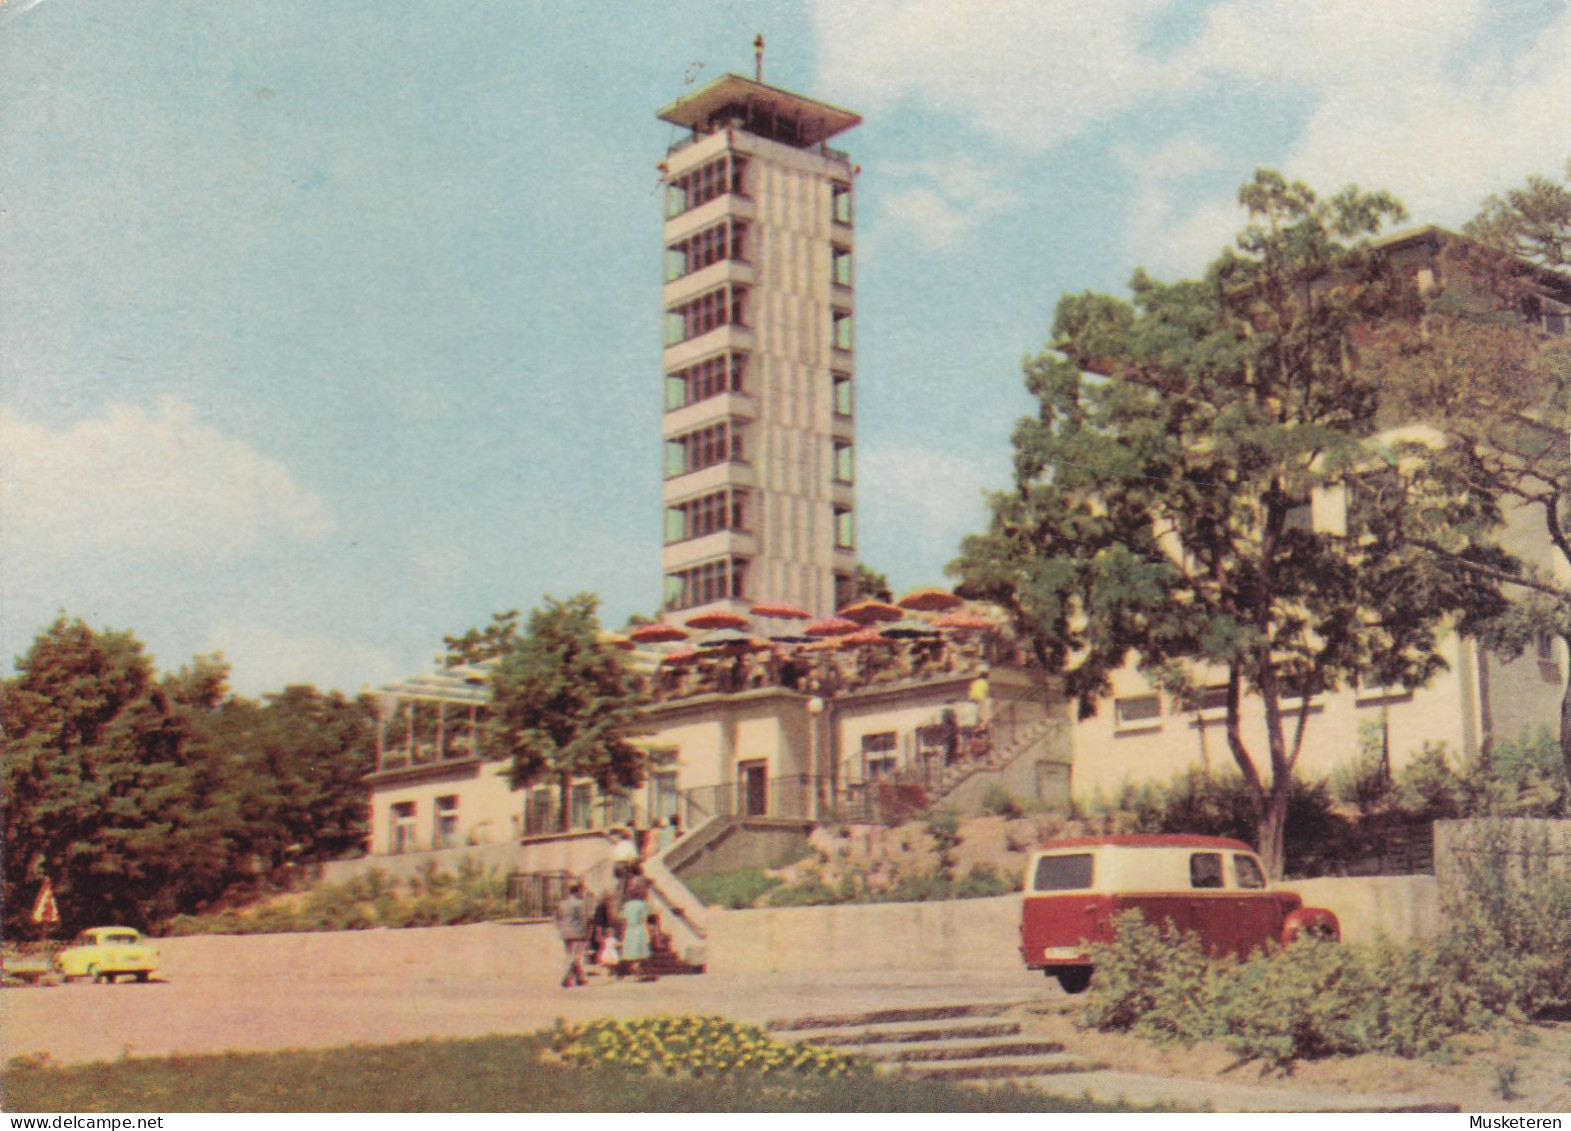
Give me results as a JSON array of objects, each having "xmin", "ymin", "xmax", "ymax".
[
  {"xmin": 980, "ymin": 785, "xmax": 1024, "ymax": 820},
  {"xmin": 549, "ymin": 1016, "xmax": 869, "ymax": 1079},
  {"xmin": 953, "ymin": 862, "xmax": 1016, "ymax": 899},
  {"xmin": 765, "ymin": 872, "xmax": 843, "ymax": 907},
  {"xmin": 1082, "ymin": 912, "xmax": 1219, "ymax": 1045},
  {"xmin": 1437, "ymin": 819, "xmax": 1571, "ymax": 1019},
  {"xmin": 684, "ymin": 868, "xmax": 783, "ymax": 910}
]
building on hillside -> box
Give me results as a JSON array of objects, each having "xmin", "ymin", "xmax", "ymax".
[
  {"xmin": 364, "ymin": 622, "xmax": 1070, "ymax": 857},
  {"xmin": 361, "ymin": 63, "xmax": 1072, "ymax": 863},
  {"xmin": 657, "ymin": 70, "xmax": 863, "ymax": 621},
  {"xmin": 1069, "ymin": 225, "xmax": 1571, "ymax": 802}
]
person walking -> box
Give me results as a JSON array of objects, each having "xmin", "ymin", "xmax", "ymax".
[
  {"xmin": 554, "ymin": 880, "xmax": 590, "ymax": 989},
  {"xmin": 620, "ymin": 877, "xmax": 653, "ymax": 980}
]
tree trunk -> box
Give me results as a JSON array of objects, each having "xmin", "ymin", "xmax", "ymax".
[
  {"xmin": 1559, "ymin": 636, "xmax": 1571, "ymax": 789},
  {"xmin": 1258, "ymin": 779, "xmax": 1290, "ymax": 881}
]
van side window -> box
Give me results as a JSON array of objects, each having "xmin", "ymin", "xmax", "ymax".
[
  {"xmin": 1189, "ymin": 852, "xmax": 1224, "ymax": 889},
  {"xmin": 1033, "ymin": 853, "xmax": 1093, "ymax": 891},
  {"xmin": 1233, "ymin": 854, "xmax": 1266, "ymax": 889}
]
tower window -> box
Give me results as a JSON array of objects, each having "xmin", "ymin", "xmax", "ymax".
[
  {"xmin": 667, "ymin": 352, "xmax": 747, "ymax": 411},
  {"xmin": 666, "ymin": 220, "xmax": 749, "ymax": 281},
  {"xmin": 832, "ymin": 246, "xmax": 853, "ymax": 288},
  {"xmin": 666, "ymin": 154, "xmax": 748, "ymax": 218},
  {"xmin": 832, "ymin": 373, "xmax": 853, "ymax": 417},
  {"xmin": 665, "ymin": 557, "xmax": 749, "ymax": 610},
  {"xmin": 833, "ymin": 440, "xmax": 854, "ymax": 484},
  {"xmin": 665, "ymin": 489, "xmax": 749, "ymax": 543},
  {"xmin": 834, "ymin": 505, "xmax": 855, "ymax": 549},
  {"xmin": 832, "ymin": 309, "xmax": 853, "ymax": 351},
  {"xmin": 666, "ymin": 421, "xmax": 742, "ymax": 479},
  {"xmin": 666, "ymin": 285, "xmax": 748, "ymax": 346},
  {"xmin": 832, "ymin": 182, "xmax": 852, "ymax": 226}
]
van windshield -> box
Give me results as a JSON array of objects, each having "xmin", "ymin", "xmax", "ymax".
[{"xmin": 1033, "ymin": 853, "xmax": 1093, "ymax": 891}]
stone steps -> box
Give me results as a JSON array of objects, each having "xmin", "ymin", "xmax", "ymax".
[{"xmin": 768, "ymin": 1001, "xmax": 1103, "ymax": 1083}]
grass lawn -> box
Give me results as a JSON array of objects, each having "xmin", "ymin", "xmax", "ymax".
[{"xmin": 2, "ymin": 1032, "xmax": 1158, "ymax": 1113}]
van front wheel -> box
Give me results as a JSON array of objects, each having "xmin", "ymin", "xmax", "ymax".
[{"xmin": 1054, "ymin": 966, "xmax": 1092, "ymax": 995}]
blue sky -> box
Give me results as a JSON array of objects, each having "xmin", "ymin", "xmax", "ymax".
[{"xmin": 3, "ymin": 0, "xmax": 1568, "ymax": 697}]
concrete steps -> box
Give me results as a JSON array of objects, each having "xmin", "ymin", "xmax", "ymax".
[
  {"xmin": 767, "ymin": 1001, "xmax": 1461, "ymax": 1110},
  {"xmin": 768, "ymin": 1002, "xmax": 1105, "ymax": 1083}
]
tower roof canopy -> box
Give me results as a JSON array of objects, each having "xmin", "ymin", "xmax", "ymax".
[{"xmin": 658, "ymin": 73, "xmax": 861, "ymax": 149}]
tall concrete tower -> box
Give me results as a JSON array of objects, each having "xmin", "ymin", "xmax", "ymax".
[{"xmin": 656, "ymin": 67, "xmax": 861, "ymax": 620}]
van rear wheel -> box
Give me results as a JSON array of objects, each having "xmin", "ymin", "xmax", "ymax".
[{"xmin": 1054, "ymin": 966, "xmax": 1092, "ymax": 995}]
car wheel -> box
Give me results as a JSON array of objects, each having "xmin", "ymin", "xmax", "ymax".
[
  {"xmin": 1055, "ymin": 966, "xmax": 1093, "ymax": 995},
  {"xmin": 134, "ymin": 971, "xmax": 150, "ymax": 983}
]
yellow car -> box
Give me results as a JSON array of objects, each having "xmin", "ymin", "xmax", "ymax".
[{"xmin": 54, "ymin": 926, "xmax": 160, "ymax": 984}]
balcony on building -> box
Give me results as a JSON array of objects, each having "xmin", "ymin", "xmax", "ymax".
[{"xmin": 658, "ymin": 73, "xmax": 862, "ymax": 156}]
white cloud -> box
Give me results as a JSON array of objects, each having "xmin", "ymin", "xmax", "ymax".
[
  {"xmin": 0, "ymin": 397, "xmax": 332, "ymax": 563},
  {"xmin": 200, "ymin": 622, "xmax": 406, "ymax": 698},
  {"xmin": 1182, "ymin": 0, "xmax": 1571, "ymax": 229},
  {"xmin": 815, "ymin": 0, "xmax": 1182, "ymax": 151},
  {"xmin": 861, "ymin": 445, "xmax": 994, "ymax": 583},
  {"xmin": 816, "ymin": 0, "xmax": 1571, "ymax": 273},
  {"xmin": 876, "ymin": 157, "xmax": 1018, "ymax": 250}
]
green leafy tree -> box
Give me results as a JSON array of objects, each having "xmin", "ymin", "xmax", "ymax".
[
  {"xmin": 952, "ymin": 171, "xmax": 1506, "ymax": 876},
  {"xmin": 200, "ymin": 686, "xmax": 375, "ymax": 872},
  {"xmin": 483, "ymin": 594, "xmax": 646, "ymax": 831},
  {"xmin": 852, "ymin": 563, "xmax": 893, "ymax": 603},
  {"xmin": 1373, "ymin": 161, "xmax": 1571, "ymax": 785},
  {"xmin": 1, "ymin": 618, "xmax": 232, "ymax": 932},
  {"xmin": 441, "ymin": 610, "xmax": 522, "ymax": 666}
]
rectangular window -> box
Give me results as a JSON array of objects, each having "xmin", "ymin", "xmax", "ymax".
[
  {"xmin": 569, "ymin": 784, "xmax": 593, "ymax": 831},
  {"xmin": 651, "ymin": 770, "xmax": 680, "ymax": 823},
  {"xmin": 665, "ymin": 489, "xmax": 746, "ymax": 544},
  {"xmin": 666, "ymin": 220, "xmax": 748, "ymax": 280},
  {"xmin": 1189, "ymin": 852, "xmax": 1224, "ymax": 889},
  {"xmin": 666, "ymin": 352, "xmax": 746, "ymax": 412},
  {"xmin": 1033, "ymin": 853, "xmax": 1093, "ymax": 892},
  {"xmin": 1233, "ymin": 854, "xmax": 1266, "ymax": 890},
  {"xmin": 666, "ymin": 154, "xmax": 747, "ymax": 218},
  {"xmin": 831, "ymin": 181, "xmax": 852, "ymax": 226},
  {"xmin": 832, "ymin": 246, "xmax": 852, "ymax": 288},
  {"xmin": 832, "ymin": 373, "xmax": 853, "ymax": 417},
  {"xmin": 391, "ymin": 801, "xmax": 417, "ymax": 855},
  {"xmin": 666, "ymin": 422, "xmax": 741, "ymax": 479},
  {"xmin": 833, "ymin": 440, "xmax": 854, "ymax": 484},
  {"xmin": 832, "ymin": 309, "xmax": 853, "ymax": 351},
  {"xmin": 834, "ymin": 504, "xmax": 854, "ymax": 549},
  {"xmin": 664, "ymin": 557, "xmax": 749, "ymax": 610},
  {"xmin": 433, "ymin": 795, "xmax": 458, "ymax": 850},
  {"xmin": 666, "ymin": 286, "xmax": 748, "ymax": 346},
  {"xmin": 1114, "ymin": 694, "xmax": 1161, "ymax": 728}
]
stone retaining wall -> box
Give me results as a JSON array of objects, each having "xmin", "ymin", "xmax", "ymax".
[{"xmin": 152, "ymin": 874, "xmax": 1439, "ymax": 979}]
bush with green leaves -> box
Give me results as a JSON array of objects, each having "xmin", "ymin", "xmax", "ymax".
[
  {"xmin": 684, "ymin": 868, "xmax": 783, "ymax": 910},
  {"xmin": 981, "ymin": 785, "xmax": 1024, "ymax": 820},
  {"xmin": 1081, "ymin": 821, "xmax": 1571, "ymax": 1068},
  {"xmin": 1436, "ymin": 819, "xmax": 1571, "ymax": 1020},
  {"xmin": 164, "ymin": 861, "xmax": 509, "ymax": 935},
  {"xmin": 549, "ymin": 1016, "xmax": 868, "ymax": 1078}
]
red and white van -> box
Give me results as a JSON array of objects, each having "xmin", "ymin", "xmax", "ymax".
[{"xmin": 1020, "ymin": 834, "xmax": 1340, "ymax": 993}]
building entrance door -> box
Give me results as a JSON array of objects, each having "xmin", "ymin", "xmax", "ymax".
[{"xmin": 739, "ymin": 761, "xmax": 768, "ymax": 817}]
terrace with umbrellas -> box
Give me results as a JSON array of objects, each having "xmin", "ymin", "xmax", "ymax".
[{"xmin": 367, "ymin": 588, "xmax": 1065, "ymax": 844}]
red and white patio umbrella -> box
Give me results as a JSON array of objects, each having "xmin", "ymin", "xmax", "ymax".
[
  {"xmin": 685, "ymin": 610, "xmax": 751, "ymax": 631},
  {"xmin": 749, "ymin": 601, "xmax": 812, "ymax": 620},
  {"xmin": 837, "ymin": 599, "xmax": 904, "ymax": 625},
  {"xmin": 896, "ymin": 587, "xmax": 965, "ymax": 613},
  {"xmin": 931, "ymin": 612, "xmax": 994, "ymax": 631},
  {"xmin": 805, "ymin": 616, "xmax": 860, "ymax": 638},
  {"xmin": 629, "ymin": 622, "xmax": 689, "ymax": 644}
]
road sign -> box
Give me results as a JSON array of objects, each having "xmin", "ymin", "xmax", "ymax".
[{"xmin": 31, "ymin": 878, "xmax": 59, "ymax": 925}]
